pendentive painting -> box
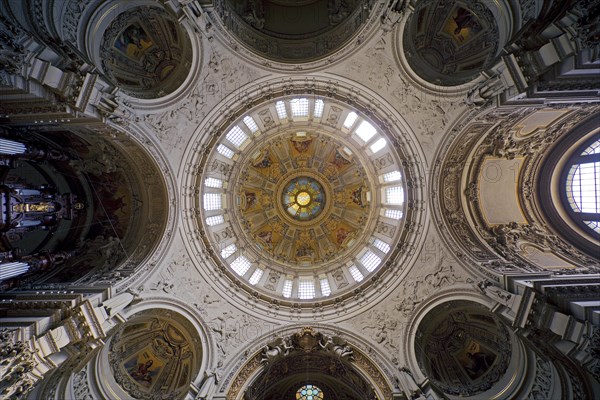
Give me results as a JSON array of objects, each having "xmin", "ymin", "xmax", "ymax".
[
  {"xmin": 114, "ymin": 23, "xmax": 154, "ymax": 61},
  {"xmin": 454, "ymin": 339, "xmax": 497, "ymax": 380},
  {"xmin": 123, "ymin": 348, "xmax": 164, "ymax": 388},
  {"xmin": 443, "ymin": 6, "xmax": 483, "ymax": 46}
]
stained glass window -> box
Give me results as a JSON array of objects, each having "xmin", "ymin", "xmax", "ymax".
[
  {"xmin": 276, "ymin": 101, "xmax": 287, "ymax": 119},
  {"xmin": 203, "ymin": 193, "xmax": 222, "ymax": 210},
  {"xmin": 0, "ymin": 139, "xmax": 26, "ymax": 155},
  {"xmin": 282, "ymin": 176, "xmax": 325, "ymax": 221},
  {"xmin": 0, "ymin": 261, "xmax": 30, "ymax": 280},
  {"xmin": 385, "ymin": 186, "xmax": 404, "ymax": 204},
  {"xmin": 382, "ymin": 170, "xmax": 402, "ymax": 182},
  {"xmin": 361, "ymin": 250, "xmax": 381, "ymax": 272},
  {"xmin": 291, "ymin": 98, "xmax": 309, "ymax": 117},
  {"xmin": 343, "ymin": 112, "xmax": 358, "ymax": 128},
  {"xmin": 205, "ymin": 177, "xmax": 223, "ymax": 188},
  {"xmin": 206, "ymin": 215, "xmax": 225, "ymax": 226},
  {"xmin": 373, "ymin": 238, "xmax": 391, "ymax": 254},
  {"xmin": 349, "ymin": 265, "xmax": 364, "ymax": 282},
  {"xmin": 282, "ymin": 279, "xmax": 293, "ymax": 298},
  {"xmin": 230, "ymin": 256, "xmax": 251, "ymax": 276},
  {"xmin": 248, "ymin": 268, "xmax": 263, "ymax": 285},
  {"xmin": 217, "ymin": 144, "xmax": 235, "ymax": 159},
  {"xmin": 221, "ymin": 243, "xmax": 237, "ymax": 259},
  {"xmin": 385, "ymin": 209, "xmax": 403, "ymax": 220},
  {"xmin": 226, "ymin": 126, "xmax": 248, "ymax": 147},
  {"xmin": 320, "ymin": 278, "xmax": 331, "ymax": 297},
  {"xmin": 298, "ymin": 279, "xmax": 315, "ymax": 299},
  {"xmin": 370, "ymin": 138, "xmax": 386, "ymax": 153},
  {"xmin": 296, "ymin": 384, "xmax": 324, "ymax": 400}
]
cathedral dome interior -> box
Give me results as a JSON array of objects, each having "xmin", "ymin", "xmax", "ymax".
[
  {"xmin": 0, "ymin": 1, "xmax": 598, "ymax": 400},
  {"xmin": 193, "ymin": 95, "xmax": 412, "ymax": 304}
]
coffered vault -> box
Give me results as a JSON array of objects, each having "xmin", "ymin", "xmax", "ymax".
[{"xmin": 0, "ymin": 1, "xmax": 598, "ymax": 399}]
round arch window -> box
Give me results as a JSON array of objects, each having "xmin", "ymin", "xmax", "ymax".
[
  {"xmin": 562, "ymin": 138, "xmax": 600, "ymax": 235},
  {"xmin": 538, "ymin": 115, "xmax": 599, "ymax": 256}
]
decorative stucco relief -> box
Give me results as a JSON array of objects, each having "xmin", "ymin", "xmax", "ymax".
[
  {"xmin": 333, "ymin": 41, "xmax": 466, "ymax": 160},
  {"xmin": 143, "ymin": 46, "xmax": 264, "ymax": 153},
  {"xmin": 346, "ymin": 234, "xmax": 474, "ymax": 364}
]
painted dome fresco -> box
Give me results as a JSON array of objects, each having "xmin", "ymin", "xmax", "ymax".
[
  {"xmin": 100, "ymin": 7, "xmax": 193, "ymax": 99},
  {"xmin": 403, "ymin": 0, "xmax": 500, "ymax": 86},
  {"xmin": 109, "ymin": 309, "xmax": 203, "ymax": 400},
  {"xmin": 415, "ymin": 301, "xmax": 512, "ymax": 396},
  {"xmin": 195, "ymin": 96, "xmax": 411, "ymax": 302},
  {"xmin": 214, "ymin": 0, "xmax": 375, "ymax": 62}
]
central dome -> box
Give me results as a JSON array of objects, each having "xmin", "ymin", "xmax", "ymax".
[
  {"xmin": 233, "ymin": 132, "xmax": 371, "ymax": 268},
  {"xmin": 196, "ymin": 96, "xmax": 409, "ymax": 301}
]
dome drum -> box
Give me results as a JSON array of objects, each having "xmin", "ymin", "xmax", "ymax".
[{"xmin": 183, "ymin": 78, "xmax": 427, "ymax": 311}]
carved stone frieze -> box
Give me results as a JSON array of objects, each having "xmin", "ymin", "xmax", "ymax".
[
  {"xmin": 0, "ymin": 15, "xmax": 28, "ymax": 74},
  {"xmin": 143, "ymin": 47, "xmax": 262, "ymax": 152},
  {"xmin": 60, "ymin": 0, "xmax": 94, "ymax": 42},
  {"xmin": 352, "ymin": 240, "xmax": 471, "ymax": 363},
  {"xmin": 0, "ymin": 329, "xmax": 36, "ymax": 400},
  {"xmin": 583, "ymin": 326, "xmax": 600, "ymax": 382},
  {"xmin": 72, "ymin": 367, "xmax": 93, "ymax": 400}
]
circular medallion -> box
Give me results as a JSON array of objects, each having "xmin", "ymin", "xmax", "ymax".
[
  {"xmin": 280, "ymin": 176, "xmax": 327, "ymax": 223},
  {"xmin": 296, "ymin": 192, "xmax": 311, "ymax": 206}
]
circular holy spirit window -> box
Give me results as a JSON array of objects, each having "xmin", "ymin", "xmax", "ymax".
[{"xmin": 282, "ymin": 176, "xmax": 326, "ymax": 221}]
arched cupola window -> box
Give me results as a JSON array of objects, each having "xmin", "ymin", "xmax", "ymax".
[
  {"xmin": 563, "ymin": 138, "xmax": 600, "ymax": 234},
  {"xmin": 538, "ymin": 115, "xmax": 600, "ymax": 256}
]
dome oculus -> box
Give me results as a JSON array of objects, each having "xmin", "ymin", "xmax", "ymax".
[{"xmin": 282, "ymin": 176, "xmax": 325, "ymax": 221}]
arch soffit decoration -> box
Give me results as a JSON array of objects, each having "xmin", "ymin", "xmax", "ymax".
[
  {"xmin": 430, "ymin": 104, "xmax": 600, "ymax": 284},
  {"xmin": 1, "ymin": 125, "xmax": 173, "ymax": 289},
  {"xmin": 107, "ymin": 122, "xmax": 180, "ymax": 294},
  {"xmin": 180, "ymin": 74, "xmax": 429, "ymax": 321},
  {"xmin": 88, "ymin": 124, "xmax": 174, "ymax": 290},
  {"xmin": 219, "ymin": 325, "xmax": 397, "ymax": 400}
]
